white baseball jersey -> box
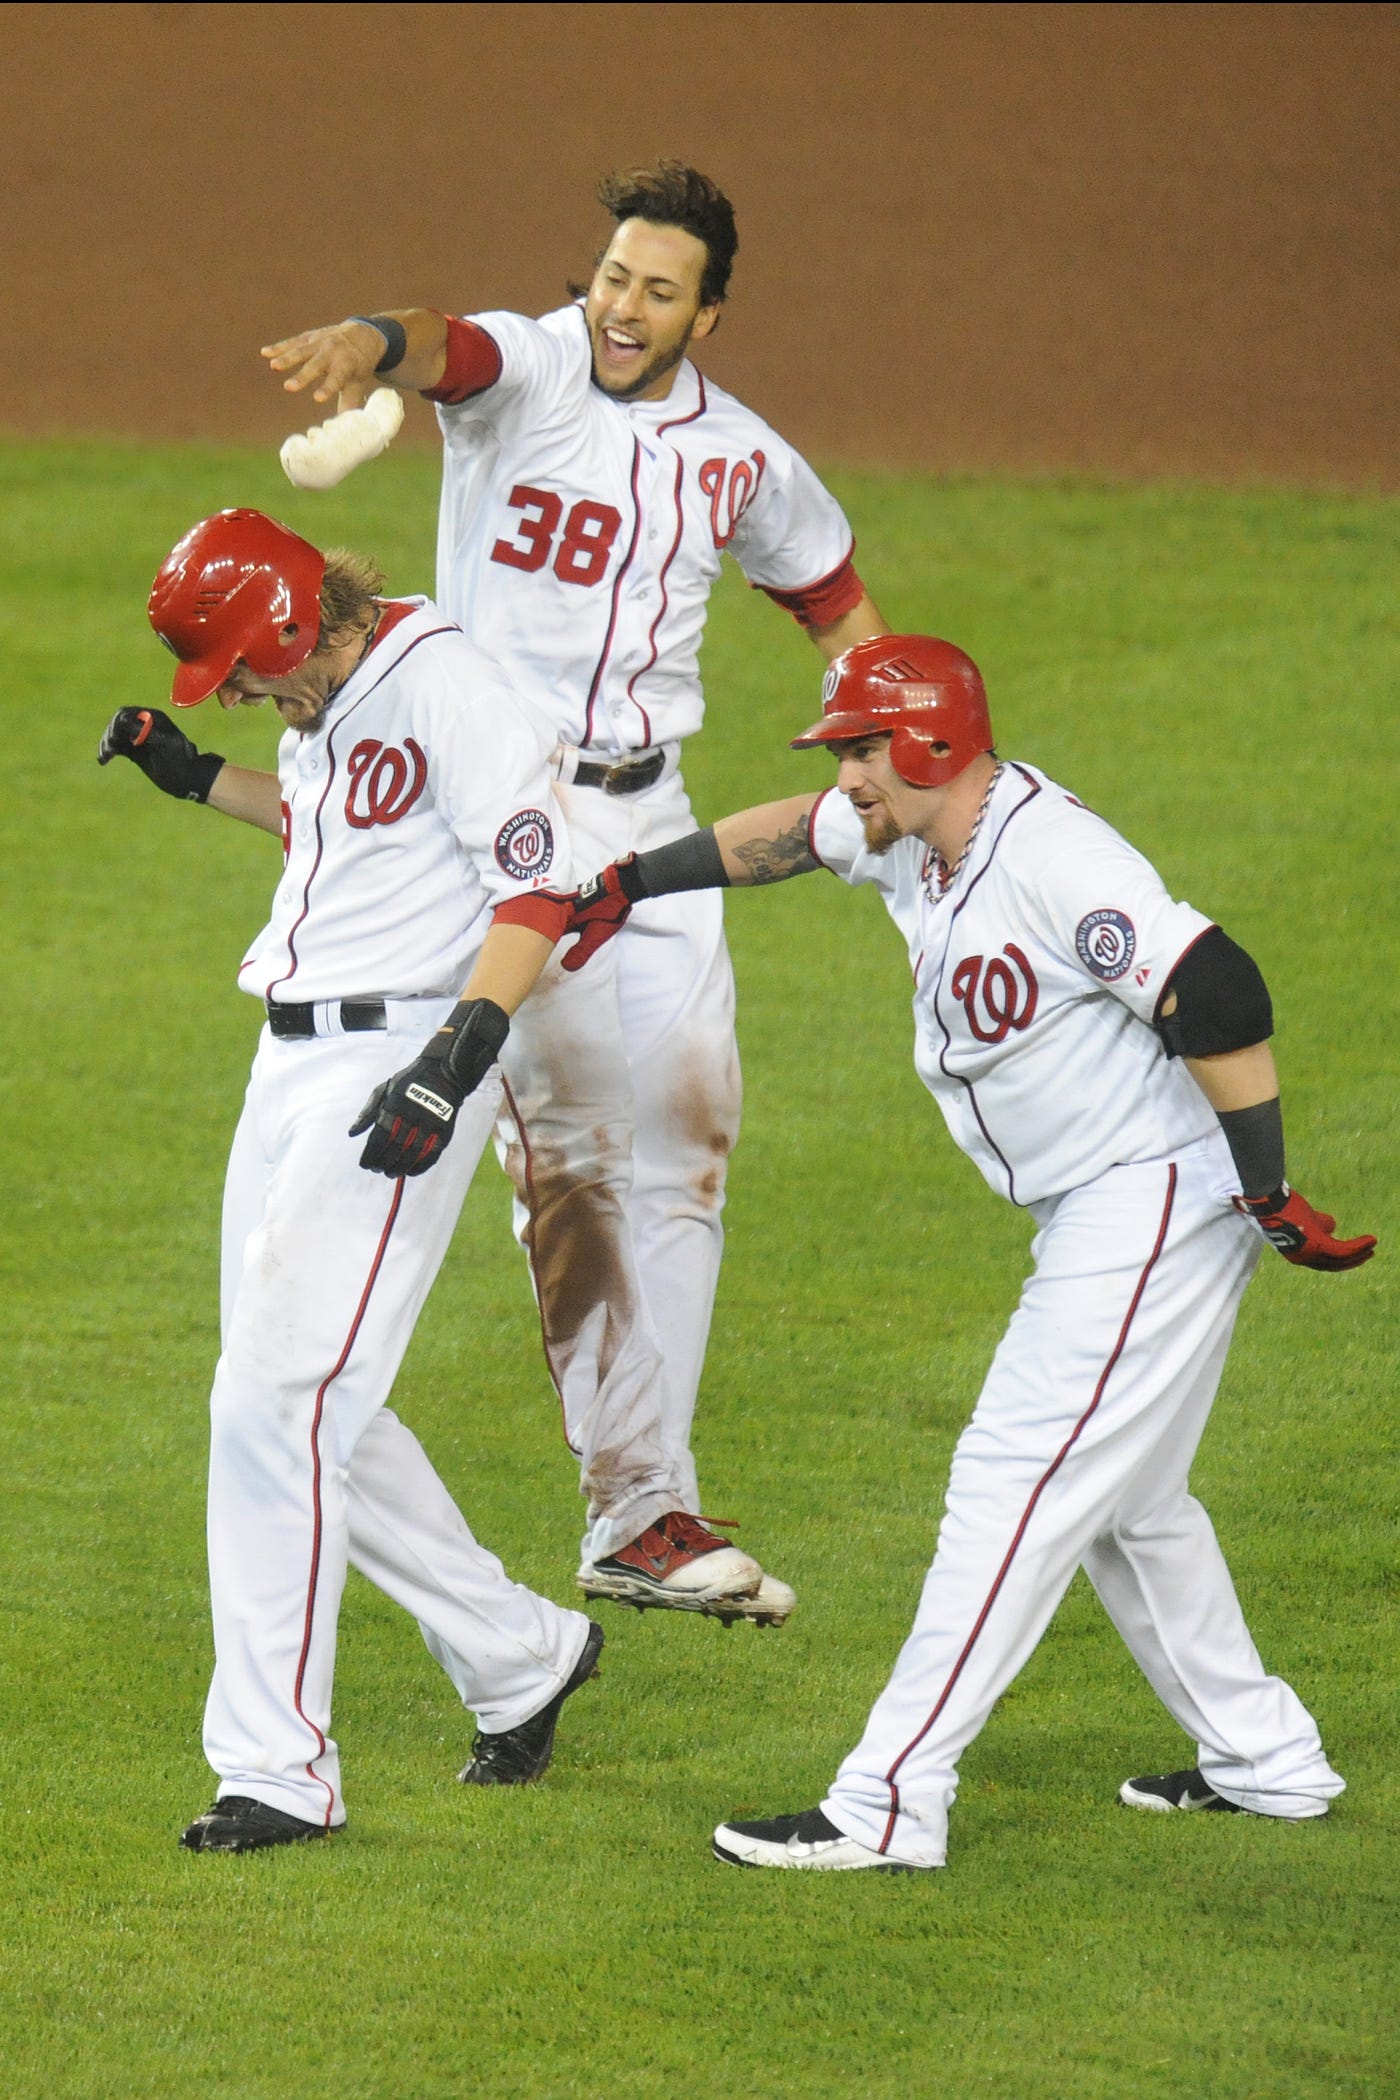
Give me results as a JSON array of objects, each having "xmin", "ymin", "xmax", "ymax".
[
  {"xmin": 802, "ymin": 761, "xmax": 1343, "ymax": 1864},
  {"xmin": 810, "ymin": 762, "xmax": 1219, "ymax": 1206},
  {"xmin": 237, "ymin": 598, "xmax": 569, "ymax": 1006},
  {"xmin": 433, "ymin": 304, "xmax": 856, "ymax": 752}
]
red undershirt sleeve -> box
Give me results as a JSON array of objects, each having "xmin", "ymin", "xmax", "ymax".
[
  {"xmin": 420, "ymin": 316, "xmax": 505, "ymax": 406},
  {"xmin": 757, "ymin": 548, "xmax": 865, "ymax": 631},
  {"xmin": 490, "ymin": 890, "xmax": 572, "ymax": 942}
]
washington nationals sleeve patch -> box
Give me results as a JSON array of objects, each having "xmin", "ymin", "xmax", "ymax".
[
  {"xmin": 1075, "ymin": 908, "xmax": 1136, "ymax": 980},
  {"xmin": 494, "ymin": 808, "xmax": 555, "ymax": 881}
]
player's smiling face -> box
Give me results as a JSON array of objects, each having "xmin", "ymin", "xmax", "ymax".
[{"xmin": 585, "ymin": 219, "xmax": 720, "ymax": 401}]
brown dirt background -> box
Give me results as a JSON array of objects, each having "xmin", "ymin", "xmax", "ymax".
[{"xmin": 4, "ymin": 1, "xmax": 1397, "ymax": 488}]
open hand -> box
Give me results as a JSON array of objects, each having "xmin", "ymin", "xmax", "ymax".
[{"xmin": 262, "ymin": 321, "xmax": 388, "ymax": 406}]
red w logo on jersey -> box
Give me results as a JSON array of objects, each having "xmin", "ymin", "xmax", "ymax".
[
  {"xmin": 344, "ymin": 739, "xmax": 428, "ymax": 829},
  {"xmin": 698, "ymin": 452, "xmax": 767, "ymax": 549},
  {"xmin": 950, "ymin": 944, "xmax": 1039, "ymax": 1045}
]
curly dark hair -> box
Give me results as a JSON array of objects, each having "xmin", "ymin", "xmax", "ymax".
[{"xmin": 593, "ymin": 159, "xmax": 738, "ymax": 307}]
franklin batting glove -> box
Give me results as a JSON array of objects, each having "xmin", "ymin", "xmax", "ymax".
[
  {"xmin": 1231, "ymin": 1184, "xmax": 1376, "ymax": 1272},
  {"xmin": 350, "ymin": 997, "xmax": 510, "ymax": 1177},
  {"xmin": 97, "ymin": 708, "xmax": 226, "ymax": 803},
  {"xmin": 559, "ymin": 857, "xmax": 645, "ymax": 973}
]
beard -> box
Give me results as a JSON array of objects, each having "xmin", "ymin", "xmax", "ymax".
[
  {"xmin": 275, "ymin": 695, "xmax": 328, "ymax": 736},
  {"xmin": 857, "ymin": 803, "xmax": 902, "ymax": 854},
  {"xmin": 589, "ymin": 329, "xmax": 690, "ymax": 401}
]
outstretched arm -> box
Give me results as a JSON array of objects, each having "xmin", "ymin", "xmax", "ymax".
[
  {"xmin": 712, "ymin": 796, "xmax": 825, "ymax": 883},
  {"xmin": 610, "ymin": 794, "xmax": 825, "ymax": 895},
  {"xmin": 808, "ymin": 592, "xmax": 891, "ymax": 663},
  {"xmin": 486, "ymin": 795, "xmax": 825, "ymax": 979},
  {"xmin": 262, "ymin": 309, "xmax": 450, "ymax": 405}
]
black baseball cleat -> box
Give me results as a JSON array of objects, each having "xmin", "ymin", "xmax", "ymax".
[
  {"xmin": 458, "ymin": 1620, "xmax": 605, "ymax": 1786},
  {"xmin": 712, "ymin": 1805, "xmax": 932, "ymax": 1872},
  {"xmin": 180, "ymin": 1795, "xmax": 330, "ymax": 1852},
  {"xmin": 1119, "ymin": 1767, "xmax": 1244, "ymax": 1813}
]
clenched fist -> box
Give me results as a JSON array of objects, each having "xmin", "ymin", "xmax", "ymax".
[{"xmin": 98, "ymin": 708, "xmax": 225, "ymax": 803}]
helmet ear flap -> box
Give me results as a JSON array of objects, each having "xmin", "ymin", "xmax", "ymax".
[{"xmin": 889, "ymin": 724, "xmax": 953, "ymax": 788}]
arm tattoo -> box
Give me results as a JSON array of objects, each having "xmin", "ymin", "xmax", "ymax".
[{"xmin": 731, "ymin": 818, "xmax": 819, "ymax": 885}]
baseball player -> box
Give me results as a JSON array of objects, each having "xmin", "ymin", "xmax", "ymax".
[
  {"xmin": 260, "ymin": 160, "xmax": 891, "ymax": 1626},
  {"xmin": 546, "ymin": 634, "xmax": 1372, "ymax": 1870},
  {"xmin": 99, "ymin": 507, "xmax": 605, "ymax": 1851}
]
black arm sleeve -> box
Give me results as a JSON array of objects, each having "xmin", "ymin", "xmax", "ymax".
[
  {"xmin": 1214, "ymin": 1098, "xmax": 1286, "ymax": 1199},
  {"xmin": 1154, "ymin": 926, "xmax": 1273, "ymax": 1060},
  {"xmin": 618, "ymin": 827, "xmax": 730, "ymax": 902}
]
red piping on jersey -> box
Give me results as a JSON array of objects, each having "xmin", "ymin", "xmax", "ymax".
[
  {"xmin": 293, "ymin": 1174, "xmax": 407, "ymax": 1824},
  {"xmin": 805, "ymin": 787, "xmax": 835, "ymax": 869},
  {"xmin": 265, "ymin": 749, "xmax": 339, "ymax": 998},
  {"xmin": 499, "ymin": 1073, "xmax": 582, "ymax": 1458},
  {"xmin": 581, "ymin": 439, "xmax": 645, "ymax": 751},
  {"xmin": 654, "ymin": 369, "xmax": 709, "ymax": 435},
  {"xmin": 264, "ymin": 621, "xmax": 457, "ymax": 1001},
  {"xmin": 595, "ymin": 366, "xmax": 701, "ymax": 744},
  {"xmin": 420, "ymin": 316, "xmax": 504, "ymax": 405},
  {"xmin": 875, "ymin": 1162, "xmax": 1179, "ymax": 1854},
  {"xmin": 928, "ymin": 765, "xmax": 1044, "ymax": 1204},
  {"xmin": 759, "ymin": 540, "xmax": 863, "ymax": 630},
  {"xmin": 623, "ymin": 450, "xmax": 688, "ymax": 744}
]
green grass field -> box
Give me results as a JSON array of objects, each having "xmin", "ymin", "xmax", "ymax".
[{"xmin": 0, "ymin": 437, "xmax": 1395, "ymax": 2099}]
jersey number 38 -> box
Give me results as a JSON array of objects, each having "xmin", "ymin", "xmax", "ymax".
[{"xmin": 491, "ymin": 484, "xmax": 623, "ymax": 587}]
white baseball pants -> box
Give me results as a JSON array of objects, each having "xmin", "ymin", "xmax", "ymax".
[
  {"xmin": 824, "ymin": 1131, "xmax": 1345, "ymax": 1867},
  {"xmin": 205, "ymin": 1010, "xmax": 594, "ymax": 1829},
  {"xmin": 497, "ymin": 765, "xmax": 742, "ymax": 1563}
]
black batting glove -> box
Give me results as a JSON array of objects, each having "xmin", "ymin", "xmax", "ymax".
[
  {"xmin": 97, "ymin": 707, "xmax": 226, "ymax": 802},
  {"xmin": 350, "ymin": 997, "xmax": 510, "ymax": 1178}
]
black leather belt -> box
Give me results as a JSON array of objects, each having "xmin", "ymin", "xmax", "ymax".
[
  {"xmin": 572, "ymin": 750, "xmax": 666, "ymax": 795},
  {"xmin": 265, "ymin": 997, "xmax": 387, "ymax": 1039}
]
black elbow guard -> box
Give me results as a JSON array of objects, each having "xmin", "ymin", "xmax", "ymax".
[{"xmin": 1155, "ymin": 926, "xmax": 1273, "ymax": 1059}]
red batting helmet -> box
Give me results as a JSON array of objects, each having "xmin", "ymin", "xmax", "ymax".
[
  {"xmin": 790, "ymin": 635, "xmax": 993, "ymax": 787},
  {"xmin": 148, "ymin": 508, "xmax": 327, "ymax": 707}
]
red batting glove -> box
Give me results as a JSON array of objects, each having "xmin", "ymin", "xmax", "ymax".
[
  {"xmin": 558, "ymin": 859, "xmax": 638, "ymax": 972},
  {"xmin": 1232, "ymin": 1184, "xmax": 1376, "ymax": 1271}
]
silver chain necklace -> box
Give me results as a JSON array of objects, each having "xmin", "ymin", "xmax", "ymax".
[{"xmin": 925, "ymin": 762, "xmax": 1004, "ymax": 896}]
